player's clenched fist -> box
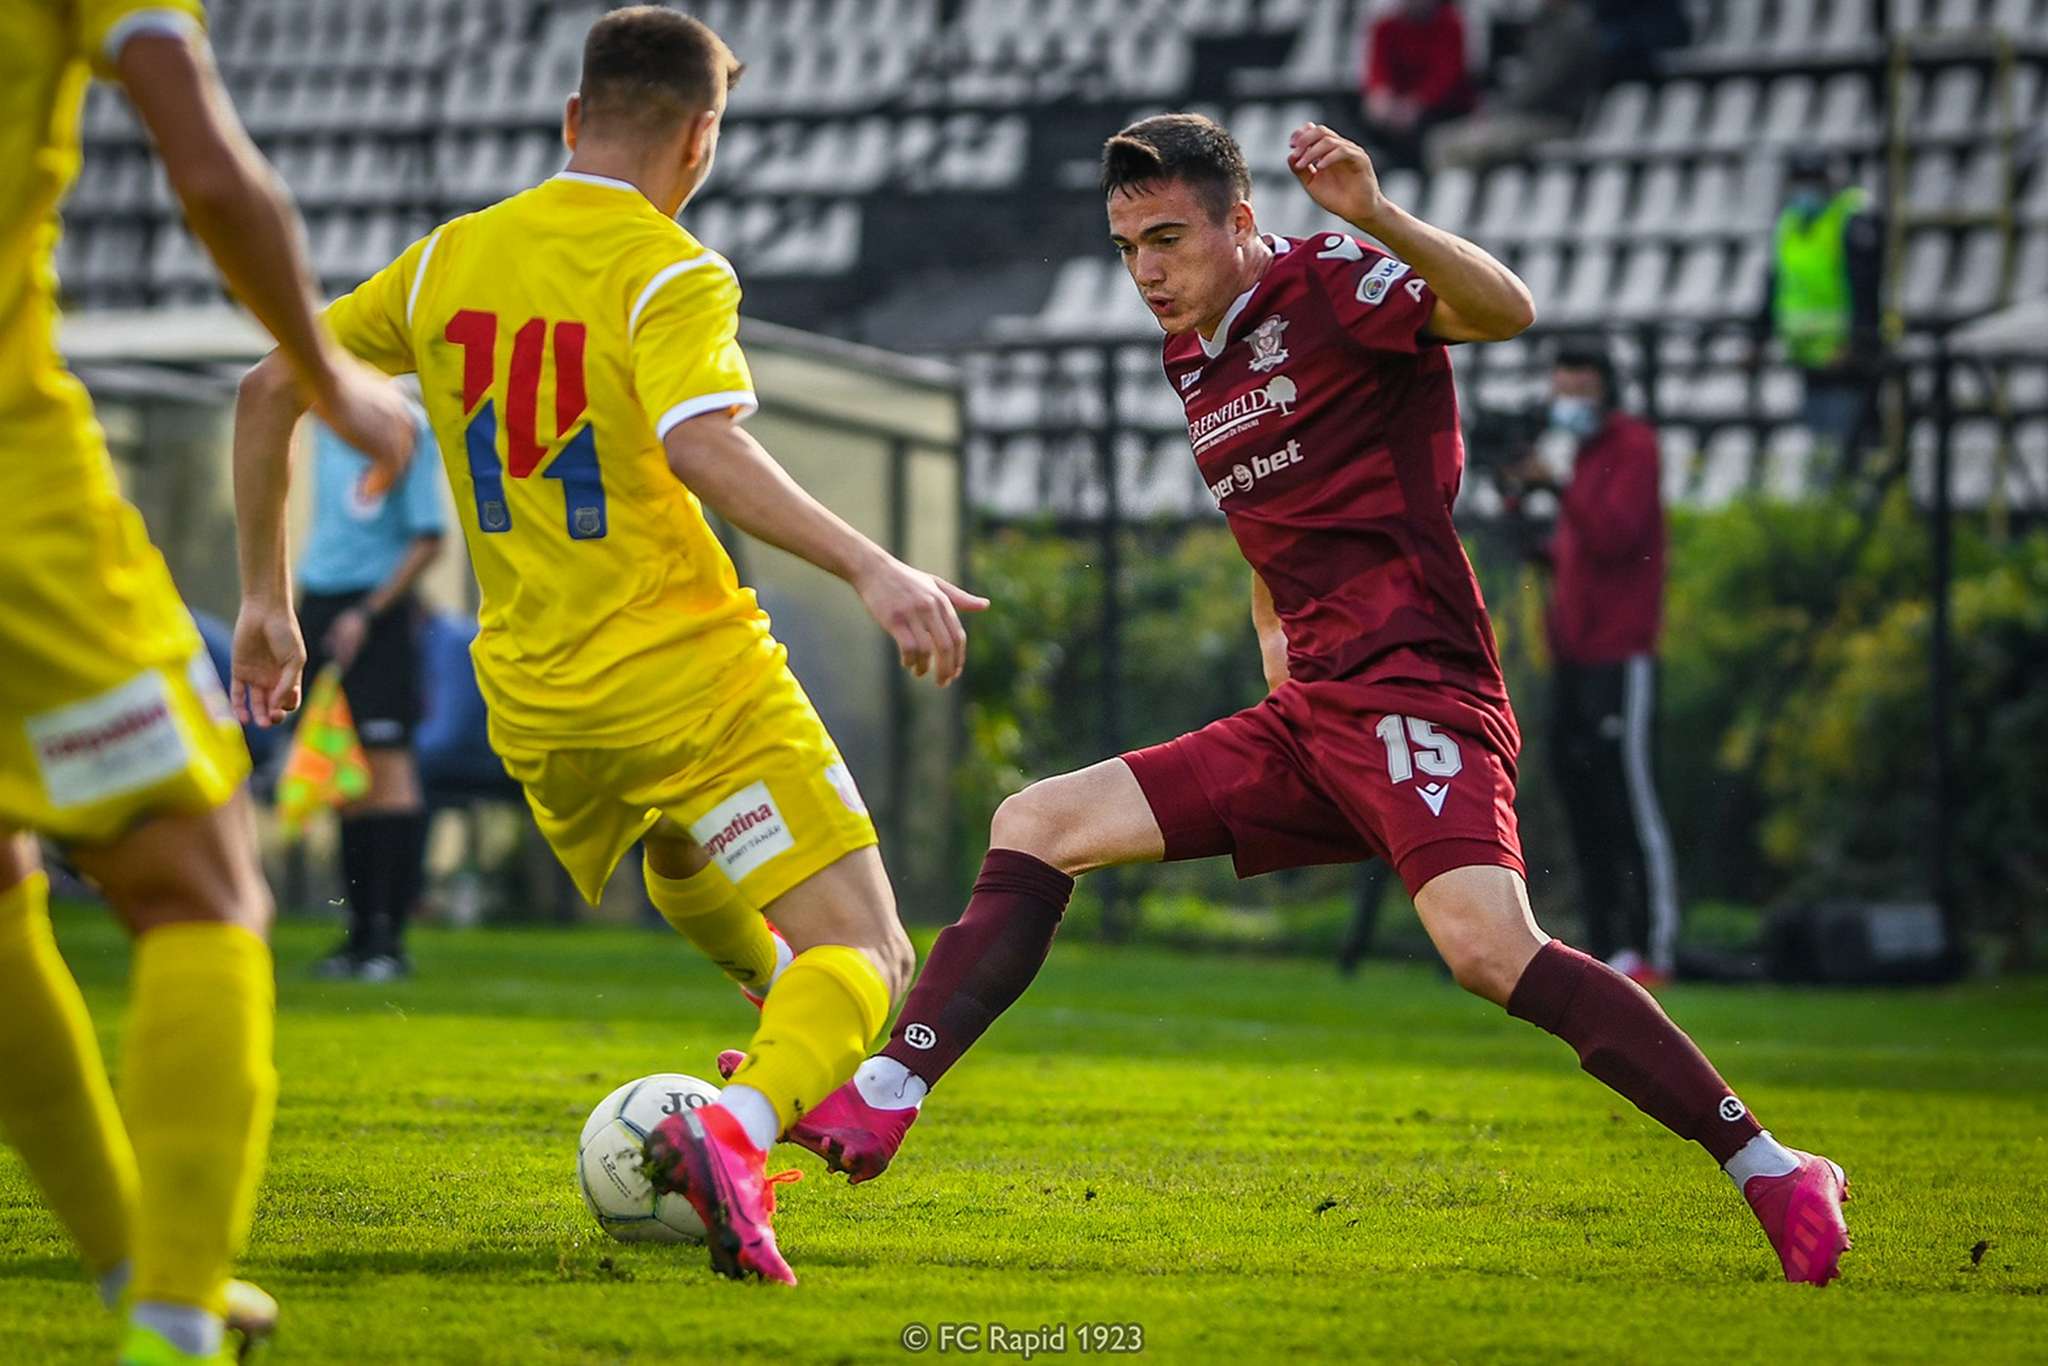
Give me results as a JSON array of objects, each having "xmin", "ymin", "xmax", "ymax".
[
  {"xmin": 1286, "ymin": 123, "xmax": 1388, "ymax": 230},
  {"xmin": 852, "ymin": 555, "xmax": 990, "ymax": 688}
]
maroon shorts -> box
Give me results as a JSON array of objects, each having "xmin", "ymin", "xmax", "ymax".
[{"xmin": 1121, "ymin": 680, "xmax": 1524, "ymax": 897}]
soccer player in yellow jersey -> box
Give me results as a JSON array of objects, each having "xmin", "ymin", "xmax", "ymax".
[
  {"xmin": 1, "ymin": 2, "xmax": 417, "ymax": 1362},
  {"xmin": 230, "ymin": 7, "xmax": 984, "ymax": 1285}
]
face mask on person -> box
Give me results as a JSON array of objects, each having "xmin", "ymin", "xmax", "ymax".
[
  {"xmin": 1786, "ymin": 187, "xmax": 1828, "ymax": 218},
  {"xmin": 1548, "ymin": 396, "xmax": 1601, "ymax": 438}
]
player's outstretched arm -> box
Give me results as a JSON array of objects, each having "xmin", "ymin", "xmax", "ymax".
[
  {"xmin": 228, "ymin": 353, "xmax": 315, "ymax": 727},
  {"xmin": 1285, "ymin": 123, "xmax": 1536, "ymax": 344},
  {"xmin": 115, "ymin": 29, "xmax": 413, "ymax": 475},
  {"xmin": 1251, "ymin": 571, "xmax": 1290, "ymax": 694},
  {"xmin": 665, "ymin": 411, "xmax": 989, "ymax": 686}
]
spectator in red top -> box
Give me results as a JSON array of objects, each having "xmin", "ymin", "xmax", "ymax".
[
  {"xmin": 1360, "ymin": 0, "xmax": 1476, "ymax": 170},
  {"xmin": 1512, "ymin": 340, "xmax": 1678, "ymax": 987}
]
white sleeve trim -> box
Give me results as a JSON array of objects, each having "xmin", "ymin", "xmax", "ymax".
[
  {"xmin": 628, "ymin": 253, "xmax": 736, "ymax": 338},
  {"xmin": 655, "ymin": 390, "xmax": 758, "ymax": 440},
  {"xmin": 404, "ymin": 228, "xmax": 444, "ymax": 327},
  {"xmin": 103, "ymin": 9, "xmax": 200, "ymax": 62}
]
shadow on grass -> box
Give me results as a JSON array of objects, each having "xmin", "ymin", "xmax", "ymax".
[{"xmin": 0, "ymin": 1255, "xmax": 93, "ymax": 1287}]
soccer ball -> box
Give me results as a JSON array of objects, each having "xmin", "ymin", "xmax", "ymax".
[{"xmin": 577, "ymin": 1073, "xmax": 722, "ymax": 1243}]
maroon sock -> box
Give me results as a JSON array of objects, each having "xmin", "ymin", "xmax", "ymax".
[
  {"xmin": 880, "ymin": 848, "xmax": 1074, "ymax": 1087},
  {"xmin": 1507, "ymin": 940, "xmax": 1763, "ymax": 1164}
]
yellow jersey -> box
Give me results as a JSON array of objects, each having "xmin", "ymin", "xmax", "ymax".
[
  {"xmin": 0, "ymin": 1, "xmax": 249, "ymax": 843},
  {"xmin": 326, "ymin": 171, "xmax": 784, "ymax": 747},
  {"xmin": 0, "ymin": 0, "xmax": 203, "ymax": 517}
]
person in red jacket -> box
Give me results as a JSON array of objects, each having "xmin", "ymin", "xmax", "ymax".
[
  {"xmin": 1513, "ymin": 340, "xmax": 1679, "ymax": 986},
  {"xmin": 1360, "ymin": 0, "xmax": 1477, "ymax": 170}
]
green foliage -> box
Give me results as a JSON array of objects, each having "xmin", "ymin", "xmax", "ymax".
[
  {"xmin": 1758, "ymin": 540, "xmax": 2048, "ymax": 959},
  {"xmin": 959, "ymin": 498, "xmax": 2047, "ymax": 963},
  {"xmin": 955, "ymin": 523, "xmax": 1266, "ymax": 888}
]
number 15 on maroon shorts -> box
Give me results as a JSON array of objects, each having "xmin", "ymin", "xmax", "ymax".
[{"xmin": 1121, "ymin": 678, "xmax": 1525, "ymax": 897}]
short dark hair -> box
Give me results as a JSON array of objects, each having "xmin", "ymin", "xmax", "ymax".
[
  {"xmin": 1100, "ymin": 114, "xmax": 1251, "ymax": 221},
  {"xmin": 1553, "ymin": 336, "xmax": 1619, "ymax": 404},
  {"xmin": 579, "ymin": 6, "xmax": 743, "ymax": 137}
]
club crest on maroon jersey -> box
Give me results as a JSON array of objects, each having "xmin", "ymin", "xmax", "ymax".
[{"xmin": 1246, "ymin": 314, "xmax": 1290, "ymax": 372}]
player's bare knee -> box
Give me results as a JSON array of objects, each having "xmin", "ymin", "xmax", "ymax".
[
  {"xmin": 872, "ymin": 920, "xmax": 916, "ymax": 1002},
  {"xmin": 990, "ymin": 783, "xmax": 1079, "ymax": 871},
  {"xmin": 643, "ymin": 827, "xmax": 710, "ymax": 881},
  {"xmin": 83, "ymin": 800, "xmax": 273, "ymax": 939}
]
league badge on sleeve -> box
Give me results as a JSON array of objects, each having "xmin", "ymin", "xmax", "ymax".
[
  {"xmin": 1357, "ymin": 258, "xmax": 1411, "ymax": 306},
  {"xmin": 1246, "ymin": 315, "xmax": 1291, "ymax": 372}
]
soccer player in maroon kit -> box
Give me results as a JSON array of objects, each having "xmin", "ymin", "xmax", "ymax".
[{"xmin": 726, "ymin": 116, "xmax": 1851, "ymax": 1285}]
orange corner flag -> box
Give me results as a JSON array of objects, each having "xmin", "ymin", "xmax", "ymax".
[{"xmin": 275, "ymin": 665, "xmax": 371, "ymax": 836}]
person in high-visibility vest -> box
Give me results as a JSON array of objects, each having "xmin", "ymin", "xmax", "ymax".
[{"xmin": 1754, "ymin": 150, "xmax": 1885, "ymax": 480}]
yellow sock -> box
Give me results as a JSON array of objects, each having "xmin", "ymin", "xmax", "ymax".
[
  {"xmin": 645, "ymin": 862, "xmax": 779, "ymax": 993},
  {"xmin": 727, "ymin": 945, "xmax": 889, "ymax": 1135},
  {"xmin": 120, "ymin": 923, "xmax": 276, "ymax": 1315},
  {"xmin": 0, "ymin": 873, "xmax": 138, "ymax": 1277}
]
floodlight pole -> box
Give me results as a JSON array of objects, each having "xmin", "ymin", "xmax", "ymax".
[
  {"xmin": 1097, "ymin": 343, "xmax": 1130, "ymax": 941},
  {"xmin": 1929, "ymin": 334, "xmax": 1961, "ymax": 974}
]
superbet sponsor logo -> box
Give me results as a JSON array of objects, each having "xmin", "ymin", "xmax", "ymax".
[
  {"xmin": 1210, "ymin": 438, "xmax": 1306, "ymax": 504},
  {"xmin": 704, "ymin": 801, "xmax": 777, "ymax": 859}
]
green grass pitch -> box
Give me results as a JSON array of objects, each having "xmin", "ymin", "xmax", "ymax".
[{"xmin": 3, "ymin": 907, "xmax": 2045, "ymax": 1363}]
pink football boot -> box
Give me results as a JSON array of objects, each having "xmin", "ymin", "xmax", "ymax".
[
  {"xmin": 642, "ymin": 1102, "xmax": 801, "ymax": 1284},
  {"xmin": 1742, "ymin": 1150, "xmax": 1852, "ymax": 1285},
  {"xmin": 716, "ymin": 1049, "xmax": 919, "ymax": 1185}
]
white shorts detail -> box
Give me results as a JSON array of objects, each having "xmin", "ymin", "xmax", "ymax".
[
  {"xmin": 27, "ymin": 671, "xmax": 192, "ymax": 809},
  {"xmin": 690, "ymin": 780, "xmax": 794, "ymax": 882}
]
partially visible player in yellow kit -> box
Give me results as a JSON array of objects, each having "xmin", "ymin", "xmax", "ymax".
[
  {"xmin": 230, "ymin": 7, "xmax": 984, "ymax": 1285},
  {"xmin": 0, "ymin": 3, "xmax": 417, "ymax": 1362}
]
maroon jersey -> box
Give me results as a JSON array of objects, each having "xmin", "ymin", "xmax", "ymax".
[{"xmin": 1163, "ymin": 233, "xmax": 1519, "ymax": 761}]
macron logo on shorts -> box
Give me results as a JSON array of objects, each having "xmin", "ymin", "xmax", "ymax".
[{"xmin": 690, "ymin": 781, "xmax": 795, "ymax": 882}]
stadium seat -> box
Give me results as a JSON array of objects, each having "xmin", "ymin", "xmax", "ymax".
[
  {"xmin": 1632, "ymin": 163, "xmax": 1686, "ymax": 236},
  {"xmin": 1522, "ymin": 166, "xmax": 1578, "ymax": 242},
  {"xmin": 1761, "ymin": 425, "xmax": 1817, "ymax": 500},
  {"xmin": 1552, "ymin": 244, "xmax": 1615, "ymax": 326},
  {"xmin": 1814, "ymin": 73, "xmax": 1875, "ymax": 147},
  {"xmin": 1115, "ymin": 346, "xmax": 1184, "ymax": 432},
  {"xmin": 1682, "ymin": 161, "xmax": 1744, "ymax": 237},
  {"xmin": 1948, "ymin": 229, "xmax": 2006, "ymax": 318},
  {"xmin": 1649, "ymin": 81, "xmax": 1707, "ymax": 151},
  {"xmin": 1756, "ymin": 75, "xmax": 1815, "ymax": 146},
  {"xmin": 1916, "ymin": 66, "xmax": 1984, "ymax": 138},
  {"xmin": 1695, "ymin": 428, "xmax": 1758, "ymax": 506},
  {"xmin": 1421, "ymin": 166, "xmax": 1478, "ymax": 234},
  {"xmin": 1898, "ymin": 230, "xmax": 1957, "ymax": 322},
  {"xmin": 1585, "ymin": 84, "xmax": 1652, "ymax": 151},
  {"xmin": 1700, "ymin": 77, "xmax": 1761, "ymax": 151},
  {"xmin": 1657, "ymin": 427, "xmax": 1699, "ymax": 506},
  {"xmin": 1612, "ymin": 245, "xmax": 1673, "ymax": 320},
  {"xmin": 1576, "ymin": 163, "xmax": 1629, "ymax": 240},
  {"xmin": 1665, "ymin": 242, "xmax": 1733, "ymax": 320},
  {"xmin": 2015, "ymin": 419, "xmax": 2048, "ymax": 509},
  {"xmin": 1512, "ymin": 245, "xmax": 1565, "ymax": 317},
  {"xmin": 1474, "ymin": 166, "xmax": 1530, "ymax": 244},
  {"xmin": 1817, "ymin": 0, "xmax": 1879, "ymax": 54}
]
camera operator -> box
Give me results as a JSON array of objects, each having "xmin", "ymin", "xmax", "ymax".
[{"xmin": 1506, "ymin": 340, "xmax": 1679, "ymax": 987}]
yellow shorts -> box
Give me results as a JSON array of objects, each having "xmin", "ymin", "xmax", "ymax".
[
  {"xmin": 491, "ymin": 670, "xmax": 878, "ymax": 908},
  {"xmin": 0, "ymin": 491, "xmax": 249, "ymax": 844}
]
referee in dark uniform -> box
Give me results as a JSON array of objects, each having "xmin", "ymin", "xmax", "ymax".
[
  {"xmin": 297, "ymin": 407, "xmax": 444, "ymax": 980},
  {"xmin": 1512, "ymin": 340, "xmax": 1679, "ymax": 986}
]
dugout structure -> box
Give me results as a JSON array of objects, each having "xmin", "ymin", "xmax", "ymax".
[{"xmin": 60, "ymin": 308, "xmax": 966, "ymax": 914}]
